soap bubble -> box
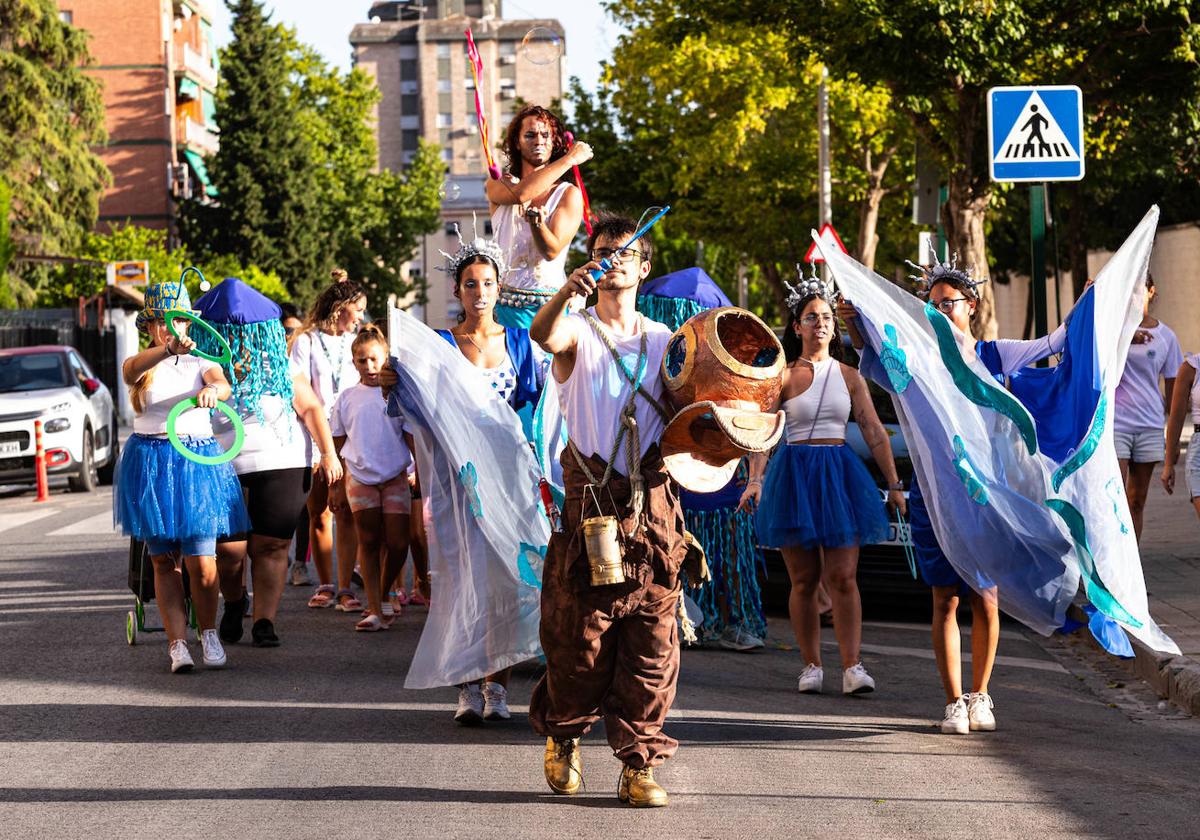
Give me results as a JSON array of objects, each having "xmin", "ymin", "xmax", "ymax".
[
  {"xmin": 519, "ymin": 27, "xmax": 562, "ymax": 66},
  {"xmin": 438, "ymin": 180, "xmax": 461, "ymax": 203}
]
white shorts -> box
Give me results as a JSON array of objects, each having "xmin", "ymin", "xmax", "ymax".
[
  {"xmin": 1186, "ymin": 444, "xmax": 1200, "ymax": 499},
  {"xmin": 1114, "ymin": 429, "xmax": 1164, "ymax": 464}
]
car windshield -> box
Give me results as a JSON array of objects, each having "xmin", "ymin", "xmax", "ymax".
[{"xmin": 0, "ymin": 353, "xmax": 71, "ymax": 393}]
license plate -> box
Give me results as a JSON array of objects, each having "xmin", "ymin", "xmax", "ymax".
[
  {"xmin": 879, "ymin": 520, "xmax": 913, "ymax": 547},
  {"xmin": 0, "ymin": 441, "xmax": 20, "ymax": 456}
]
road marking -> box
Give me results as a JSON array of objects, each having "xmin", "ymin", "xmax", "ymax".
[
  {"xmin": 0, "ymin": 592, "xmax": 130, "ymax": 605},
  {"xmin": 0, "ymin": 509, "xmax": 59, "ymax": 534},
  {"xmin": 863, "ymin": 620, "xmax": 1027, "ymax": 642},
  {"xmin": 860, "ymin": 642, "xmax": 1066, "ymax": 674},
  {"xmin": 46, "ymin": 510, "xmax": 117, "ymax": 536},
  {"xmin": 0, "ymin": 604, "xmax": 130, "ymax": 615}
]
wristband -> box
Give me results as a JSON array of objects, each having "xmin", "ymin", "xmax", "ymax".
[{"xmin": 888, "ymin": 481, "xmax": 904, "ymax": 491}]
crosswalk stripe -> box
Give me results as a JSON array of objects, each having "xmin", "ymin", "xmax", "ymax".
[
  {"xmin": 46, "ymin": 510, "xmax": 117, "ymax": 537},
  {"xmin": 0, "ymin": 509, "xmax": 59, "ymax": 534}
]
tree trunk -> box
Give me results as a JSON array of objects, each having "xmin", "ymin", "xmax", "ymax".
[
  {"xmin": 857, "ymin": 188, "xmax": 883, "ymax": 272},
  {"xmin": 942, "ymin": 171, "xmax": 995, "ymax": 339},
  {"xmin": 760, "ymin": 260, "xmax": 787, "ymax": 326}
]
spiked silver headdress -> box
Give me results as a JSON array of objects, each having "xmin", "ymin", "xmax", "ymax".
[
  {"xmin": 438, "ymin": 214, "xmax": 509, "ymax": 280},
  {"xmin": 783, "ymin": 262, "xmax": 837, "ymax": 315},
  {"xmin": 905, "ymin": 243, "xmax": 985, "ymax": 298}
]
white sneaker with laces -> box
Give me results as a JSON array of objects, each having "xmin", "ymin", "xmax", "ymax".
[
  {"xmin": 454, "ymin": 683, "xmax": 484, "ymax": 725},
  {"xmin": 842, "ymin": 662, "xmax": 876, "ymax": 695},
  {"xmin": 941, "ymin": 696, "xmax": 970, "ymax": 734},
  {"xmin": 797, "ymin": 663, "xmax": 824, "ymax": 694},
  {"xmin": 718, "ymin": 625, "xmax": 765, "ymax": 652},
  {"xmin": 967, "ymin": 692, "xmax": 996, "ymax": 731},
  {"xmin": 169, "ymin": 639, "xmax": 194, "ymax": 674},
  {"xmin": 201, "ymin": 629, "xmax": 227, "ymax": 668},
  {"xmin": 289, "ymin": 561, "xmax": 312, "ymax": 587},
  {"xmin": 482, "ymin": 681, "xmax": 511, "ymax": 721}
]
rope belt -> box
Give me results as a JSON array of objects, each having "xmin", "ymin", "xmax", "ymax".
[
  {"xmin": 569, "ymin": 311, "xmax": 670, "ymax": 532},
  {"xmin": 498, "ymin": 284, "xmax": 557, "ymax": 310}
]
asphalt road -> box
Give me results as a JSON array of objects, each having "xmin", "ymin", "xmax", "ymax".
[{"xmin": 1, "ymin": 486, "xmax": 1197, "ymax": 839}]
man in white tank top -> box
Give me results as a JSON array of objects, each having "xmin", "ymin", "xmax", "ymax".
[
  {"xmin": 487, "ymin": 104, "xmax": 591, "ymax": 329},
  {"xmin": 526, "ymin": 213, "xmax": 687, "ymax": 808}
]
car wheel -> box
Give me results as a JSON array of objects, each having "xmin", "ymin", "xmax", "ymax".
[
  {"xmin": 98, "ymin": 412, "xmax": 119, "ymax": 485},
  {"xmin": 68, "ymin": 427, "xmax": 97, "ymax": 493}
]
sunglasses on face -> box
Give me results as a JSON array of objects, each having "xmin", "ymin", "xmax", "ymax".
[{"xmin": 800, "ymin": 313, "xmax": 835, "ymax": 326}]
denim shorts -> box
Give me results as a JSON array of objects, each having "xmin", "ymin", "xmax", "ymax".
[
  {"xmin": 1114, "ymin": 429, "xmax": 1165, "ymax": 464},
  {"xmin": 144, "ymin": 535, "xmax": 218, "ymax": 557}
]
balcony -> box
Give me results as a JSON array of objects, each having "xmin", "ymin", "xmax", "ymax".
[
  {"xmin": 176, "ymin": 42, "xmax": 218, "ymax": 90},
  {"xmin": 177, "ymin": 115, "xmax": 219, "ymax": 155}
]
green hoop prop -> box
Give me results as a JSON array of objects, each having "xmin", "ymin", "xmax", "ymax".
[
  {"xmin": 166, "ymin": 398, "xmax": 245, "ymax": 466},
  {"xmin": 165, "ymin": 309, "xmax": 232, "ymax": 365}
]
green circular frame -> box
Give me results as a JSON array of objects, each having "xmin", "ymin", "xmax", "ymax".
[
  {"xmin": 166, "ymin": 398, "xmax": 245, "ymax": 466},
  {"xmin": 165, "ymin": 309, "xmax": 232, "ymax": 365}
]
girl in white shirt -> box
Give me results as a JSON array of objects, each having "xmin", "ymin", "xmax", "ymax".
[
  {"xmin": 329, "ymin": 325, "xmax": 416, "ymax": 632},
  {"xmin": 1161, "ymin": 352, "xmax": 1200, "ymax": 521},
  {"xmin": 113, "ymin": 282, "xmax": 249, "ymax": 674},
  {"xmin": 289, "ymin": 276, "xmax": 368, "ymax": 611}
]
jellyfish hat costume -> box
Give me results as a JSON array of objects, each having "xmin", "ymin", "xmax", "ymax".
[
  {"xmin": 817, "ymin": 205, "xmax": 1178, "ymax": 656},
  {"xmin": 384, "ymin": 296, "xmax": 549, "ymax": 688}
]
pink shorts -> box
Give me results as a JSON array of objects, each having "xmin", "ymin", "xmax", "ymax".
[{"xmin": 346, "ymin": 473, "xmax": 412, "ymax": 515}]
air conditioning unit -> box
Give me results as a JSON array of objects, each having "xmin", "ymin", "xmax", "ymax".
[
  {"xmin": 464, "ymin": 125, "xmax": 478, "ymax": 135},
  {"xmin": 500, "ymin": 55, "xmax": 516, "ymax": 65},
  {"xmin": 464, "ymin": 79, "xmax": 475, "ymax": 89},
  {"xmin": 500, "ymin": 88, "xmax": 516, "ymax": 100}
]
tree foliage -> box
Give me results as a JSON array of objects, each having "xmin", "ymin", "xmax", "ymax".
[
  {"xmin": 181, "ymin": 0, "xmax": 442, "ymax": 310},
  {"xmin": 0, "ymin": 0, "xmax": 108, "ymax": 306}
]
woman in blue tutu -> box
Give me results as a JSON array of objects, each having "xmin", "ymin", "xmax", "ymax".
[
  {"xmin": 740, "ymin": 271, "xmax": 904, "ymax": 695},
  {"xmin": 114, "ymin": 281, "xmax": 250, "ymax": 674}
]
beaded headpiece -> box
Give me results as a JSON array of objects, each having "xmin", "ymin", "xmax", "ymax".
[
  {"xmin": 906, "ymin": 243, "xmax": 985, "ymax": 298},
  {"xmin": 438, "ymin": 214, "xmax": 509, "ymax": 281},
  {"xmin": 783, "ymin": 262, "xmax": 837, "ymax": 315}
]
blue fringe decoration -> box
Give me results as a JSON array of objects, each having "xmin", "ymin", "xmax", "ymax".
[
  {"xmin": 636, "ymin": 295, "xmax": 708, "ymax": 332},
  {"xmin": 682, "ymin": 499, "xmax": 768, "ymax": 641},
  {"xmin": 193, "ymin": 319, "xmax": 295, "ymax": 433}
]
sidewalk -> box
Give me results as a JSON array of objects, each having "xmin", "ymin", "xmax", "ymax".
[{"xmin": 1121, "ymin": 469, "xmax": 1200, "ymax": 714}]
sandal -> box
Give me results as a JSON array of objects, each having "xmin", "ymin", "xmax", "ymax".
[
  {"xmin": 409, "ymin": 588, "xmax": 430, "ymax": 607},
  {"xmin": 335, "ymin": 589, "xmax": 363, "ymax": 612},
  {"xmin": 355, "ymin": 613, "xmax": 387, "ymax": 632},
  {"xmin": 392, "ymin": 589, "xmax": 410, "ymax": 607},
  {"xmin": 307, "ymin": 584, "xmax": 336, "ymax": 609},
  {"xmin": 381, "ymin": 601, "xmax": 397, "ymax": 620}
]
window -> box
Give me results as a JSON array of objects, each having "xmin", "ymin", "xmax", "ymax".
[
  {"xmin": 59, "ymin": 10, "xmax": 73, "ymax": 23},
  {"xmin": 465, "ymin": 1, "xmax": 484, "ymax": 17},
  {"xmin": 400, "ymin": 59, "xmax": 418, "ymax": 80},
  {"xmin": 437, "ymin": 43, "xmax": 451, "ymax": 59},
  {"xmin": 437, "ymin": 112, "xmax": 453, "ymax": 129},
  {"xmin": 441, "ymin": 148, "xmax": 453, "ymax": 162},
  {"xmin": 437, "ymin": 79, "xmax": 451, "ymax": 94},
  {"xmin": 401, "ymin": 130, "xmax": 421, "ymax": 150},
  {"xmin": 0, "ymin": 354, "xmax": 70, "ymax": 393},
  {"xmin": 499, "ymin": 40, "xmax": 516, "ymax": 57},
  {"xmin": 401, "ymin": 94, "xmax": 419, "ymax": 113}
]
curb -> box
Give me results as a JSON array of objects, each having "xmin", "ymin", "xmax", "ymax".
[{"xmin": 1073, "ymin": 605, "xmax": 1200, "ymax": 716}]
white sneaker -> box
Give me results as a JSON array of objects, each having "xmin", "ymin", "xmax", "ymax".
[
  {"xmin": 454, "ymin": 683, "xmax": 484, "ymax": 726},
  {"xmin": 289, "ymin": 561, "xmax": 312, "ymax": 587},
  {"xmin": 842, "ymin": 662, "xmax": 876, "ymax": 695},
  {"xmin": 718, "ymin": 625, "xmax": 766, "ymax": 652},
  {"xmin": 482, "ymin": 681, "xmax": 511, "ymax": 721},
  {"xmin": 169, "ymin": 639, "xmax": 194, "ymax": 674},
  {"xmin": 967, "ymin": 692, "xmax": 996, "ymax": 731},
  {"xmin": 941, "ymin": 696, "xmax": 970, "ymax": 734},
  {"xmin": 797, "ymin": 663, "xmax": 824, "ymax": 694},
  {"xmin": 201, "ymin": 629, "xmax": 227, "ymax": 668}
]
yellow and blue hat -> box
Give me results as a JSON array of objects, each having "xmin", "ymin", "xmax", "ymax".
[{"xmin": 136, "ymin": 281, "xmax": 200, "ymax": 331}]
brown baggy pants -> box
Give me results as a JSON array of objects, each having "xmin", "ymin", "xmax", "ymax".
[{"xmin": 528, "ymin": 444, "xmax": 687, "ymax": 769}]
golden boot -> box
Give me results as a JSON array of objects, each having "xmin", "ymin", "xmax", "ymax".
[
  {"xmin": 618, "ymin": 764, "xmax": 669, "ymax": 807},
  {"xmin": 543, "ymin": 736, "xmax": 582, "ymax": 795}
]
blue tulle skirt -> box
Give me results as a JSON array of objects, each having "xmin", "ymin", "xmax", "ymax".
[
  {"xmin": 755, "ymin": 443, "xmax": 889, "ymax": 549},
  {"xmin": 113, "ymin": 434, "xmax": 250, "ymax": 542}
]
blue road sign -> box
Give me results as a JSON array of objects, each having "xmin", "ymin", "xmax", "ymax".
[{"xmin": 988, "ymin": 86, "xmax": 1084, "ymax": 182}]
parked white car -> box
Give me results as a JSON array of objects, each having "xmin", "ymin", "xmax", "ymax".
[{"xmin": 0, "ymin": 345, "xmax": 119, "ymax": 492}]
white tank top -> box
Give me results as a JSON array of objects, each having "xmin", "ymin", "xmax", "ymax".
[
  {"xmin": 492, "ymin": 181, "xmax": 572, "ymax": 292},
  {"xmin": 1188, "ymin": 354, "xmax": 1200, "ymax": 425},
  {"xmin": 783, "ymin": 358, "xmax": 851, "ymax": 443},
  {"xmin": 555, "ymin": 309, "xmax": 672, "ymax": 474}
]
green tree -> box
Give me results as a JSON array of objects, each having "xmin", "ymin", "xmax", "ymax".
[
  {"xmin": 179, "ymin": 0, "xmax": 321, "ymax": 299},
  {"xmin": 0, "ymin": 0, "xmax": 108, "ymax": 305},
  {"xmin": 707, "ymin": 0, "xmax": 1200, "ymax": 337}
]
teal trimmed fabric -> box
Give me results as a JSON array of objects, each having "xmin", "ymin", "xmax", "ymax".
[
  {"xmin": 683, "ymin": 503, "xmax": 767, "ymax": 641},
  {"xmin": 193, "ymin": 318, "xmax": 294, "ymax": 431},
  {"xmin": 1045, "ymin": 498, "xmax": 1142, "ymax": 628},
  {"xmin": 636, "ymin": 295, "xmax": 707, "ymax": 332},
  {"xmin": 1051, "ymin": 391, "xmax": 1107, "ymax": 492}
]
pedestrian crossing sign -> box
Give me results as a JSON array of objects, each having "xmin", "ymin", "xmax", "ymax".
[{"xmin": 987, "ymin": 86, "xmax": 1084, "ymax": 182}]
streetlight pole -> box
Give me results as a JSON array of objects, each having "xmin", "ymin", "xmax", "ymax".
[{"xmin": 817, "ymin": 66, "xmax": 832, "ymax": 282}]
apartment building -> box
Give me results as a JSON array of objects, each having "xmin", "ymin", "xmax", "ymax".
[
  {"xmin": 351, "ymin": 0, "xmax": 565, "ymax": 327},
  {"xmin": 57, "ymin": 0, "xmax": 220, "ymax": 240}
]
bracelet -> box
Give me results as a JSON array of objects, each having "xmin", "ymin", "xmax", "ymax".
[
  {"xmin": 887, "ymin": 481, "xmax": 904, "ymax": 491},
  {"xmin": 747, "ymin": 479, "xmax": 762, "ymax": 487}
]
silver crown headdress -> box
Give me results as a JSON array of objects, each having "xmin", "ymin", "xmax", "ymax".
[
  {"xmin": 905, "ymin": 242, "xmax": 985, "ymax": 297},
  {"xmin": 438, "ymin": 213, "xmax": 509, "ymax": 280},
  {"xmin": 783, "ymin": 261, "xmax": 837, "ymax": 314}
]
